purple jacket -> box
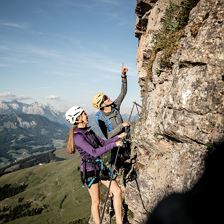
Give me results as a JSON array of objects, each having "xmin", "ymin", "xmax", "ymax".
[{"xmin": 74, "ymin": 127, "xmax": 119, "ymax": 172}]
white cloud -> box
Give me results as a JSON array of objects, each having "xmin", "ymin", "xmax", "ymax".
[
  {"xmin": 0, "ymin": 56, "xmax": 39, "ymax": 65},
  {"xmin": 0, "ymin": 91, "xmax": 31, "ymax": 101},
  {"xmin": 0, "ymin": 43, "xmax": 62, "ymax": 65},
  {"xmin": 98, "ymin": 0, "xmax": 119, "ymax": 5},
  {"xmin": 0, "ymin": 22, "xmax": 28, "ymax": 29},
  {"xmin": 27, "ymin": 46, "xmax": 63, "ymax": 59},
  {"xmin": 16, "ymin": 96, "xmax": 31, "ymax": 101},
  {"xmin": 0, "ymin": 92, "xmax": 16, "ymax": 98},
  {"xmin": 45, "ymin": 95, "xmax": 60, "ymax": 100}
]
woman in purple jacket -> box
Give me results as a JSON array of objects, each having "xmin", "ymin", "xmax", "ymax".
[{"xmin": 65, "ymin": 106, "xmax": 126, "ymax": 224}]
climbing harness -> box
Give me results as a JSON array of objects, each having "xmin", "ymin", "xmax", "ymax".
[
  {"xmin": 82, "ymin": 158, "xmax": 113, "ymax": 189},
  {"xmin": 77, "ymin": 128, "xmax": 115, "ymax": 189}
]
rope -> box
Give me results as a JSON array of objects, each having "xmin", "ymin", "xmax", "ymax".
[
  {"xmin": 100, "ymin": 146, "xmax": 121, "ymax": 224},
  {"xmin": 126, "ymin": 101, "xmax": 148, "ymax": 213},
  {"xmin": 133, "ymin": 101, "xmax": 142, "ymax": 109},
  {"xmin": 109, "ymin": 197, "xmax": 114, "ymax": 224},
  {"xmin": 135, "ymin": 103, "xmax": 141, "ymax": 117},
  {"xmin": 135, "ymin": 178, "xmax": 148, "ymax": 213},
  {"xmin": 128, "ymin": 103, "xmax": 135, "ymax": 122},
  {"xmin": 128, "ymin": 101, "xmax": 142, "ymax": 122}
]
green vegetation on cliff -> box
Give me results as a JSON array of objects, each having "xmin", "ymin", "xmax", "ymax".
[{"xmin": 148, "ymin": 0, "xmax": 199, "ymax": 76}]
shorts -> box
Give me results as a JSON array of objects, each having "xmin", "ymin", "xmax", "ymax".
[
  {"xmin": 81, "ymin": 170, "xmax": 100, "ymax": 186},
  {"xmin": 80, "ymin": 169, "xmax": 111, "ymax": 188}
]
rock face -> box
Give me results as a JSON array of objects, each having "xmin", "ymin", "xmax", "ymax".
[{"xmin": 124, "ymin": 0, "xmax": 224, "ymax": 223}]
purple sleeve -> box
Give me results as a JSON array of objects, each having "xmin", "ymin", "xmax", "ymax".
[
  {"xmin": 97, "ymin": 135, "xmax": 119, "ymax": 145},
  {"xmin": 75, "ymin": 134, "xmax": 117, "ymax": 158}
]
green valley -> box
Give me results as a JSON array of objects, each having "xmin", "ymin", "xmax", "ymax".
[{"xmin": 0, "ymin": 150, "xmax": 90, "ymax": 224}]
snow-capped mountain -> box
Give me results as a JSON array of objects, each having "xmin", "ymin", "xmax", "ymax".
[{"xmin": 0, "ymin": 100, "xmax": 66, "ymax": 125}]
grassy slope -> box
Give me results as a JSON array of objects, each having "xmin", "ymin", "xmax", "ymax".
[{"xmin": 0, "ymin": 150, "xmax": 91, "ymax": 224}]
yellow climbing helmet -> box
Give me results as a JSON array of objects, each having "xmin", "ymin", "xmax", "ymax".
[{"xmin": 92, "ymin": 92, "xmax": 105, "ymax": 109}]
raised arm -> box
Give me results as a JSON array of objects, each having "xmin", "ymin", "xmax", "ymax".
[{"xmin": 114, "ymin": 65, "xmax": 128, "ymax": 109}]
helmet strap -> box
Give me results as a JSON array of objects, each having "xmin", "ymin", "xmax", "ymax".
[{"xmin": 100, "ymin": 102, "xmax": 113, "ymax": 109}]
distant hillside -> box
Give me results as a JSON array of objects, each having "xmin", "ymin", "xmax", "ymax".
[
  {"xmin": 0, "ymin": 151, "xmax": 90, "ymax": 224},
  {"xmin": 0, "ymin": 150, "xmax": 65, "ymax": 176},
  {"xmin": 0, "ymin": 113, "xmax": 68, "ymax": 166}
]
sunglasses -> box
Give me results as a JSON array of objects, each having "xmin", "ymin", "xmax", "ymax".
[
  {"xmin": 99, "ymin": 95, "xmax": 110, "ymax": 108},
  {"xmin": 103, "ymin": 95, "xmax": 109, "ymax": 101}
]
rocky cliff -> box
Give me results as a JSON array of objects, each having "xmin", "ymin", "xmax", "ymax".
[{"xmin": 124, "ymin": 0, "xmax": 224, "ymax": 223}]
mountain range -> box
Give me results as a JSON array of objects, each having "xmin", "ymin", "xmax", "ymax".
[
  {"xmin": 0, "ymin": 101, "xmax": 68, "ymax": 167},
  {"xmin": 0, "ymin": 100, "xmax": 66, "ymax": 125}
]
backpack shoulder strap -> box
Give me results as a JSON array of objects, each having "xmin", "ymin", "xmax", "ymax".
[
  {"xmin": 95, "ymin": 111, "xmax": 102, "ymax": 124},
  {"xmin": 95, "ymin": 111, "xmax": 113, "ymax": 132}
]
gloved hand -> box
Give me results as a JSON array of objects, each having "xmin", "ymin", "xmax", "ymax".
[
  {"xmin": 122, "ymin": 121, "xmax": 130, "ymax": 127},
  {"xmin": 116, "ymin": 140, "xmax": 124, "ymax": 147}
]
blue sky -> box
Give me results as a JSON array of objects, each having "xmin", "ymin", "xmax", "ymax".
[{"xmin": 0, "ymin": 0, "xmax": 141, "ymax": 114}]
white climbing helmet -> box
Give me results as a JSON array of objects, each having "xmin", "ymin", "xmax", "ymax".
[{"xmin": 65, "ymin": 106, "xmax": 84, "ymax": 125}]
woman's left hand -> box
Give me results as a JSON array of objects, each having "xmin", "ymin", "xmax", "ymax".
[{"xmin": 118, "ymin": 132, "xmax": 127, "ymax": 139}]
